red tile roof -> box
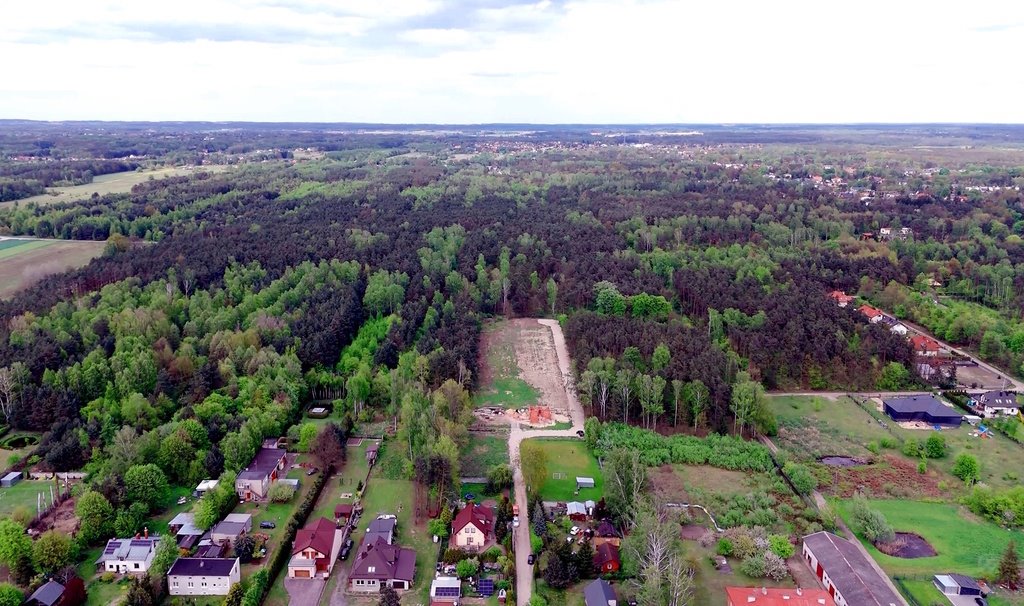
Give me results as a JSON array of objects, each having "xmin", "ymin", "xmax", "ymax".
[
  {"xmin": 594, "ymin": 542, "xmax": 620, "ymax": 566},
  {"xmin": 828, "ymin": 290, "xmax": 854, "ymax": 303},
  {"xmin": 910, "ymin": 335, "xmax": 941, "ymax": 352},
  {"xmin": 452, "ymin": 503, "xmax": 494, "ymax": 536},
  {"xmin": 857, "ymin": 304, "xmax": 883, "ymax": 319},
  {"xmin": 725, "ymin": 586, "xmax": 836, "ymax": 606},
  {"xmin": 292, "ymin": 517, "xmax": 337, "ymax": 558}
]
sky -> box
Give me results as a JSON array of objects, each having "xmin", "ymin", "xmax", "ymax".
[{"xmin": 1, "ymin": 0, "xmax": 1023, "ymax": 124}]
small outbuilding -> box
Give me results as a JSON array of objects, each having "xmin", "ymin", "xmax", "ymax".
[
  {"xmin": 366, "ymin": 443, "xmax": 380, "ymax": 464},
  {"xmin": 576, "ymin": 476, "xmax": 595, "ymax": 490},
  {"xmin": 567, "ymin": 501, "xmax": 588, "ymax": 521},
  {"xmin": 934, "ymin": 573, "xmax": 982, "ymax": 596},
  {"xmin": 1, "ymin": 471, "xmax": 22, "ymax": 487},
  {"xmin": 430, "ymin": 576, "xmax": 461, "ymax": 602}
]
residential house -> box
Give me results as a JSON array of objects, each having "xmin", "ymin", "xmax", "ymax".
[
  {"xmin": 594, "ymin": 542, "xmax": 621, "ymax": 573},
  {"xmin": 933, "ymin": 574, "xmax": 982, "ymax": 597},
  {"xmin": 567, "ymin": 501, "xmax": 588, "ymax": 522},
  {"xmin": 971, "ymin": 391, "xmax": 1019, "ymax": 418},
  {"xmin": 366, "ymin": 517, "xmax": 397, "ymax": 545},
  {"xmin": 167, "ymin": 558, "xmax": 241, "ymax": 596},
  {"xmin": 95, "ymin": 535, "xmax": 160, "ymax": 574},
  {"xmin": 26, "ymin": 578, "xmax": 85, "ymax": 606},
  {"xmin": 288, "ymin": 517, "xmax": 343, "ymax": 578},
  {"xmin": 348, "ymin": 538, "xmax": 416, "ymax": 592},
  {"xmin": 725, "ymin": 587, "xmax": 836, "ymax": 606},
  {"xmin": 890, "ymin": 323, "xmax": 909, "ymax": 336},
  {"xmin": 430, "ymin": 577, "xmax": 462, "ymax": 602},
  {"xmin": 235, "ymin": 447, "xmax": 287, "ymax": 501},
  {"xmin": 879, "ymin": 227, "xmax": 912, "ymax": 241},
  {"xmin": 827, "ymin": 290, "xmax": 855, "ymax": 308},
  {"xmin": 450, "ymin": 503, "xmax": 495, "ymax": 552},
  {"xmin": 857, "ymin": 305, "xmax": 885, "ymax": 323},
  {"xmin": 168, "ymin": 512, "xmax": 204, "ymax": 549},
  {"xmin": 194, "ymin": 479, "xmax": 219, "ymax": 497},
  {"xmin": 883, "ymin": 395, "xmax": 962, "ymax": 427},
  {"xmin": 210, "ymin": 513, "xmax": 252, "ymax": 547},
  {"xmin": 802, "ymin": 531, "xmax": 906, "ymax": 606},
  {"xmin": 335, "ymin": 503, "xmax": 354, "ymax": 527},
  {"xmin": 592, "ymin": 520, "xmax": 621, "ymax": 548},
  {"xmin": 583, "ymin": 579, "xmax": 617, "ymax": 606},
  {"xmin": 910, "ymin": 335, "xmax": 942, "ymax": 357}
]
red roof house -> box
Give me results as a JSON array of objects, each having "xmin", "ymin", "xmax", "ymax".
[
  {"xmin": 857, "ymin": 304, "xmax": 884, "ymax": 323},
  {"xmin": 725, "ymin": 586, "xmax": 836, "ymax": 606},
  {"xmin": 288, "ymin": 517, "xmax": 343, "ymax": 578},
  {"xmin": 827, "ymin": 290, "xmax": 855, "ymax": 307},
  {"xmin": 594, "ymin": 542, "xmax": 621, "ymax": 574},
  {"xmin": 910, "ymin": 335, "xmax": 942, "ymax": 356},
  {"xmin": 450, "ymin": 503, "xmax": 495, "ymax": 552}
]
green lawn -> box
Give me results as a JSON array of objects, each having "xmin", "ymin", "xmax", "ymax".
[
  {"xmin": 84, "ymin": 576, "xmax": 128, "ymax": 606},
  {"xmin": 834, "ymin": 498, "xmax": 1024, "ymax": 578},
  {"xmin": 460, "ymin": 434, "xmax": 509, "ymax": 478},
  {"xmin": 474, "ymin": 377, "xmax": 540, "ymax": 409},
  {"xmin": 310, "ymin": 442, "xmax": 372, "ymax": 526},
  {"xmin": 0, "ymin": 478, "xmax": 59, "ymax": 518},
  {"xmin": 0, "ymin": 239, "xmax": 52, "ymax": 259},
  {"xmin": 690, "ymin": 542, "xmax": 796, "ymax": 606},
  {"xmin": 526, "ymin": 439, "xmax": 603, "ymax": 502}
]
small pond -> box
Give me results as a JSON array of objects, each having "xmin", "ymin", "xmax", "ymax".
[{"xmin": 818, "ymin": 455, "xmax": 869, "ymax": 467}]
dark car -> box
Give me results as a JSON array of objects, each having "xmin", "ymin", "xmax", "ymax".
[
  {"xmin": 527, "ymin": 554, "xmax": 535, "ymax": 565},
  {"xmin": 259, "ymin": 521, "xmax": 276, "ymax": 529},
  {"xmin": 344, "ymin": 538, "xmax": 354, "ymax": 549},
  {"xmin": 340, "ymin": 546, "xmax": 351, "ymax": 560},
  {"xmin": 306, "ymin": 467, "xmax": 319, "ymax": 476},
  {"xmin": 464, "ymin": 493, "xmax": 475, "ymax": 501},
  {"xmin": 576, "ymin": 430, "xmax": 585, "ymax": 438}
]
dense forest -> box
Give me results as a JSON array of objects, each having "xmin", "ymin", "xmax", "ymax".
[{"xmin": 0, "ymin": 123, "xmax": 1023, "ymax": 481}]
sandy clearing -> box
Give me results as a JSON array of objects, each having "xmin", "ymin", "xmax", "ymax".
[{"xmin": 0, "ymin": 239, "xmax": 105, "ymax": 299}]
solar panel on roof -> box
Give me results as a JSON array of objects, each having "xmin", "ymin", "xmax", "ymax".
[
  {"xmin": 478, "ymin": 579, "xmax": 495, "ymax": 597},
  {"xmin": 130, "ymin": 540, "xmax": 151, "ymax": 546},
  {"xmin": 434, "ymin": 587, "xmax": 460, "ymax": 597},
  {"xmin": 103, "ymin": 545, "xmax": 118, "ymax": 554}
]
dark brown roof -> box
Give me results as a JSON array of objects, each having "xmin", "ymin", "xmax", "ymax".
[
  {"xmin": 803, "ymin": 532, "xmax": 903, "ymax": 606},
  {"xmin": 350, "ymin": 538, "xmax": 416, "ymax": 582},
  {"xmin": 238, "ymin": 447, "xmax": 286, "ymax": 481},
  {"xmin": 452, "ymin": 503, "xmax": 494, "ymax": 536},
  {"xmin": 594, "ymin": 542, "xmax": 619, "ymax": 566},
  {"xmin": 335, "ymin": 503, "xmax": 354, "ymax": 516},
  {"xmin": 594, "ymin": 520, "xmax": 619, "ymax": 538},
  {"xmin": 293, "ymin": 517, "xmax": 337, "ymax": 558}
]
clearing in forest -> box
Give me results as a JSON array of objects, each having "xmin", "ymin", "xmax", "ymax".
[
  {"xmin": 3, "ymin": 166, "xmax": 229, "ymax": 208},
  {"xmin": 475, "ymin": 319, "xmax": 571, "ymax": 421},
  {"xmin": 0, "ymin": 238, "xmax": 105, "ymax": 299}
]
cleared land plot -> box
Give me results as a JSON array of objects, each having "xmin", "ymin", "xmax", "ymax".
[
  {"xmin": 460, "ymin": 433, "xmax": 509, "ymax": 478},
  {"xmin": 833, "ymin": 499, "xmax": 1024, "ymax": 579},
  {"xmin": 689, "ymin": 541, "xmax": 798, "ymax": 606},
  {"xmin": 769, "ymin": 395, "xmax": 1024, "ymax": 493},
  {"xmin": 527, "ymin": 438, "xmax": 603, "ymax": 502},
  {"xmin": 475, "ymin": 320, "xmax": 541, "ymax": 409},
  {"xmin": 4, "ymin": 166, "xmax": 228, "ymax": 208},
  {"xmin": 0, "ymin": 238, "xmax": 105, "ymax": 299}
]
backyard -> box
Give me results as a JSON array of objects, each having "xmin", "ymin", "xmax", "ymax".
[
  {"xmin": 460, "ymin": 433, "xmax": 509, "ymax": 479},
  {"xmin": 526, "ymin": 438, "xmax": 603, "ymax": 502},
  {"xmin": 0, "ymin": 478, "xmax": 61, "ymax": 518}
]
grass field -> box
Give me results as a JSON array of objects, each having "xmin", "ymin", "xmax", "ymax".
[
  {"xmin": 526, "ymin": 439, "xmax": 603, "ymax": 502},
  {"xmin": 3, "ymin": 166, "xmax": 228, "ymax": 208},
  {"xmin": 474, "ymin": 322, "xmax": 540, "ymax": 409},
  {"xmin": 460, "ymin": 434, "xmax": 509, "ymax": 478},
  {"xmin": 0, "ymin": 238, "xmax": 105, "ymax": 299},
  {"xmin": 834, "ymin": 498, "xmax": 1024, "ymax": 579},
  {"xmin": 770, "ymin": 394, "xmax": 1024, "ymax": 492},
  {"xmin": 0, "ymin": 478, "xmax": 58, "ymax": 518}
]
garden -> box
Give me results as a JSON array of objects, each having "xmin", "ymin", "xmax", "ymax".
[{"xmin": 524, "ymin": 438, "xmax": 603, "ymax": 502}]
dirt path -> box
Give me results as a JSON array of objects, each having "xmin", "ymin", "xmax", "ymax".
[{"xmin": 507, "ymin": 319, "xmax": 587, "ymax": 605}]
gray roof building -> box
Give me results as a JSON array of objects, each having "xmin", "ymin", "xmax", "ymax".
[
  {"xmin": 802, "ymin": 531, "xmax": 905, "ymax": 606},
  {"xmin": 583, "ymin": 579, "xmax": 617, "ymax": 606}
]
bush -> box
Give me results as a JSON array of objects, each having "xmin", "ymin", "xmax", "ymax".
[
  {"xmin": 783, "ymin": 461, "xmax": 817, "ymax": 495},
  {"xmin": 925, "ymin": 433, "xmax": 947, "ymax": 458},
  {"xmin": 593, "ymin": 422, "xmax": 773, "ymax": 471},
  {"xmin": 866, "ymin": 441, "xmax": 880, "ymax": 455},
  {"xmin": 952, "ymin": 453, "xmax": 980, "ymax": 485},
  {"xmin": 716, "ymin": 538, "xmax": 733, "ymax": 556},
  {"xmin": 762, "ymin": 551, "xmax": 789, "ymax": 581},
  {"xmin": 443, "ymin": 548, "xmax": 470, "ymax": 564},
  {"xmin": 902, "ymin": 439, "xmax": 921, "ymax": 458},
  {"xmin": 917, "ymin": 460, "xmax": 927, "ymax": 474},
  {"xmin": 268, "ymin": 482, "xmax": 296, "ymax": 503},
  {"xmin": 879, "ymin": 437, "xmax": 898, "ymax": 449},
  {"xmin": 850, "ymin": 497, "xmax": 894, "ymax": 544},
  {"xmin": 456, "ymin": 558, "xmax": 479, "ymax": 579},
  {"xmin": 739, "ymin": 553, "xmax": 766, "ymax": 577},
  {"xmin": 768, "ymin": 535, "xmax": 794, "ymax": 559}
]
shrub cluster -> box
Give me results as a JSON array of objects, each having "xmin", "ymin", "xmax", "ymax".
[{"xmin": 595, "ymin": 423, "xmax": 773, "ymax": 471}]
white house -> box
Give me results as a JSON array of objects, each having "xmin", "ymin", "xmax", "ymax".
[
  {"xmin": 168, "ymin": 558, "xmax": 240, "ymax": 596},
  {"xmin": 972, "ymin": 391, "xmax": 1019, "ymax": 418},
  {"xmin": 95, "ymin": 536, "xmax": 160, "ymax": 574}
]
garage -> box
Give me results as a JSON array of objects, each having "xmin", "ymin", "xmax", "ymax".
[{"xmin": 292, "ymin": 569, "xmax": 311, "ymax": 578}]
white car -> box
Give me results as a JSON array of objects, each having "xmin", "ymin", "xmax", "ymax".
[
  {"xmin": 512, "ymin": 516, "xmax": 520, "ymax": 527},
  {"xmin": 377, "ymin": 514, "xmax": 397, "ymax": 520},
  {"xmin": 566, "ymin": 536, "xmax": 574, "ymax": 543},
  {"xmin": 570, "ymin": 526, "xmax": 580, "ymax": 535}
]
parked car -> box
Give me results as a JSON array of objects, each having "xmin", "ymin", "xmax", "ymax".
[
  {"xmin": 512, "ymin": 516, "xmax": 520, "ymax": 527},
  {"xmin": 464, "ymin": 493, "xmax": 475, "ymax": 501},
  {"xmin": 340, "ymin": 545, "xmax": 352, "ymax": 560},
  {"xmin": 306, "ymin": 467, "xmax": 319, "ymax": 476},
  {"xmin": 177, "ymin": 496, "xmax": 188, "ymax": 505},
  {"xmin": 344, "ymin": 538, "xmax": 354, "ymax": 549},
  {"xmin": 260, "ymin": 521, "xmax": 276, "ymax": 529},
  {"xmin": 570, "ymin": 526, "xmax": 580, "ymax": 535},
  {"xmin": 566, "ymin": 536, "xmax": 574, "ymax": 543},
  {"xmin": 377, "ymin": 514, "xmax": 396, "ymax": 520},
  {"xmin": 527, "ymin": 554, "xmax": 535, "ymax": 565}
]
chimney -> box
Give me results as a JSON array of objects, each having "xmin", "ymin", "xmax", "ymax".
[
  {"xmin": 144, "ymin": 527, "xmax": 149, "ymax": 539},
  {"xmin": 796, "ymin": 588, "xmax": 802, "ymax": 596},
  {"xmin": 135, "ymin": 533, "xmax": 140, "ymax": 539}
]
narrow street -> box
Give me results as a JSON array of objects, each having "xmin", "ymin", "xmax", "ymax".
[{"xmin": 509, "ymin": 319, "xmax": 587, "ymax": 606}]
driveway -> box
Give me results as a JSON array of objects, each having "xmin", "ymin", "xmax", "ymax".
[
  {"xmin": 285, "ymin": 576, "xmax": 325, "ymax": 606},
  {"xmin": 510, "ymin": 319, "xmax": 588, "ymax": 605}
]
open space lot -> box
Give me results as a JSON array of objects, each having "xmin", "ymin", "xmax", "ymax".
[
  {"xmin": 0, "ymin": 478, "xmax": 59, "ymax": 518},
  {"xmin": 460, "ymin": 433, "xmax": 509, "ymax": 478},
  {"xmin": 526, "ymin": 438, "xmax": 602, "ymax": 502},
  {"xmin": 769, "ymin": 394, "xmax": 1024, "ymax": 494},
  {"xmin": 474, "ymin": 320, "xmax": 541, "ymax": 409},
  {"xmin": 3, "ymin": 166, "xmax": 228, "ymax": 208},
  {"xmin": 0, "ymin": 238, "xmax": 105, "ymax": 299}
]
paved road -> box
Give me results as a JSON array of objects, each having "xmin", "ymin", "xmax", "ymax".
[
  {"xmin": 510, "ymin": 319, "xmax": 587, "ymax": 606},
  {"xmin": 897, "ymin": 317, "xmax": 1024, "ymax": 392}
]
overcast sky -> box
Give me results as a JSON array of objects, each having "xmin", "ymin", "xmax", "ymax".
[{"xmin": 2, "ymin": 0, "xmax": 1022, "ymax": 123}]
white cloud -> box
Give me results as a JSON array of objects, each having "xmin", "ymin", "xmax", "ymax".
[{"xmin": 0, "ymin": 0, "xmax": 1021, "ymax": 122}]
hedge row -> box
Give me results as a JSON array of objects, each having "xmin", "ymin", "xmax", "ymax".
[{"xmin": 595, "ymin": 423, "xmax": 773, "ymax": 471}]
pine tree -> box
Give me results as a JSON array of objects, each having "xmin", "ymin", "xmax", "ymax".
[
  {"xmin": 998, "ymin": 540, "xmax": 1021, "ymax": 589},
  {"xmin": 544, "ymin": 550, "xmax": 569, "ymax": 589},
  {"xmin": 574, "ymin": 541, "xmax": 597, "ymax": 579},
  {"xmin": 532, "ymin": 502, "xmax": 547, "ymax": 538},
  {"xmin": 379, "ymin": 584, "xmax": 401, "ymax": 606}
]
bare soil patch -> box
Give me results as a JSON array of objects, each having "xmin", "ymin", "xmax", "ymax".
[
  {"xmin": 819, "ymin": 455, "xmax": 944, "ymax": 499},
  {"xmin": 876, "ymin": 532, "xmax": 938, "ymax": 558},
  {"xmin": 819, "ymin": 456, "xmax": 870, "ymax": 467},
  {"xmin": 511, "ymin": 319, "xmax": 568, "ymax": 414},
  {"xmin": 0, "ymin": 240, "xmax": 105, "ymax": 299}
]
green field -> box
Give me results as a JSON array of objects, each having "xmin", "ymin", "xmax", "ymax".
[
  {"xmin": 474, "ymin": 321, "xmax": 540, "ymax": 409},
  {"xmin": 460, "ymin": 433, "xmax": 509, "ymax": 478},
  {"xmin": 0, "ymin": 238, "xmax": 52, "ymax": 259},
  {"xmin": 3, "ymin": 166, "xmax": 229, "ymax": 208},
  {"xmin": 527, "ymin": 438, "xmax": 603, "ymax": 501},
  {"xmin": 0, "ymin": 238, "xmax": 106, "ymax": 299},
  {"xmin": 770, "ymin": 395, "xmax": 1024, "ymax": 491},
  {"xmin": 474, "ymin": 377, "xmax": 539, "ymax": 409},
  {"xmin": 834, "ymin": 498, "xmax": 1024, "ymax": 578},
  {"xmin": 0, "ymin": 478, "xmax": 58, "ymax": 518}
]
